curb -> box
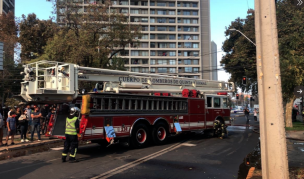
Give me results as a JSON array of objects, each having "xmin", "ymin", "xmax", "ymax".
[
  {"xmin": 0, "ymin": 139, "xmax": 62, "ymax": 161},
  {"xmin": 252, "ymin": 129, "xmax": 304, "ymax": 141}
]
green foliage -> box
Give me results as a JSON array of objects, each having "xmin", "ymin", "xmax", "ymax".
[
  {"xmin": 221, "ymin": 1, "xmax": 304, "ymax": 102},
  {"xmin": 19, "ymin": 13, "xmax": 58, "ymax": 62},
  {"xmin": 4, "ymin": 97, "xmax": 20, "ymax": 108},
  {"xmin": 221, "ymin": 12, "xmax": 257, "ymax": 94}
]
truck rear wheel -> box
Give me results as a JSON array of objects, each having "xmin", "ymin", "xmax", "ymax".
[
  {"xmin": 131, "ymin": 123, "xmax": 150, "ymax": 148},
  {"xmin": 152, "ymin": 122, "xmax": 168, "ymax": 145}
]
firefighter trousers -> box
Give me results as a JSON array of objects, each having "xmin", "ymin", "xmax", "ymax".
[{"xmin": 62, "ymin": 134, "xmax": 78, "ymax": 160}]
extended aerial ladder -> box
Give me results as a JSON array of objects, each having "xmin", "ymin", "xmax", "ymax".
[{"xmin": 19, "ymin": 60, "xmax": 234, "ymax": 103}]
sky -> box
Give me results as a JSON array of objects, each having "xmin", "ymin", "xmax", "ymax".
[{"xmin": 15, "ymin": 0, "xmax": 255, "ymax": 82}]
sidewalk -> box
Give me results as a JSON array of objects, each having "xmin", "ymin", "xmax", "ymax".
[{"xmin": 0, "ymin": 129, "xmax": 62, "ymax": 160}]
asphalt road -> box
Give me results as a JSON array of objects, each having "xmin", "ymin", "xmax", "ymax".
[{"xmin": 0, "ymin": 115, "xmax": 259, "ymax": 179}]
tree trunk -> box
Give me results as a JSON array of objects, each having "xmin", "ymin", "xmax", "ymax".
[{"xmin": 285, "ymin": 97, "xmax": 295, "ymax": 128}]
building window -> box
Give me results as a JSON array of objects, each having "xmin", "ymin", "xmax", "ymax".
[
  {"xmin": 131, "ymin": 67, "xmax": 140, "ymax": 72},
  {"xmin": 142, "ymin": 51, "xmax": 149, "ymax": 56},
  {"xmin": 121, "ymin": 9, "xmax": 129, "ymax": 13},
  {"xmin": 183, "ymin": 11, "xmax": 190, "ymax": 15},
  {"xmin": 193, "ymin": 68, "xmax": 199, "ymax": 73},
  {"xmin": 150, "ymin": 10, "xmax": 155, "ymax": 14},
  {"xmin": 169, "ymin": 43, "xmax": 176, "ymax": 48},
  {"xmin": 150, "ymin": 1, "xmax": 155, "ymax": 6},
  {"xmin": 178, "ymin": 59, "xmax": 182, "ymax": 64},
  {"xmin": 150, "ymin": 26, "xmax": 155, "ymax": 31},
  {"xmin": 169, "ymin": 52, "xmax": 176, "ymax": 56},
  {"xmin": 193, "ymin": 27, "xmax": 198, "ymax": 32},
  {"xmin": 193, "ymin": 52, "xmax": 199, "ymax": 57},
  {"xmin": 158, "ymin": 43, "xmax": 166, "ymax": 48},
  {"xmin": 157, "ymin": 2, "xmax": 166, "ymax": 6},
  {"xmin": 157, "ymin": 10, "xmax": 166, "ymax": 15},
  {"xmin": 192, "ymin": 19, "xmax": 198, "ymax": 24},
  {"xmin": 158, "ymin": 60, "xmax": 167, "ymax": 65},
  {"xmin": 192, "ymin": 3, "xmax": 198, "ymax": 7},
  {"xmin": 185, "ymin": 42, "xmax": 192, "ymax": 48},
  {"xmin": 131, "ymin": 51, "xmax": 139, "ymax": 56},
  {"xmin": 169, "ymin": 18, "xmax": 175, "ymax": 23},
  {"xmin": 150, "ymin": 42, "xmax": 155, "ymax": 48},
  {"xmin": 183, "ymin": 19, "xmax": 190, "ymax": 24},
  {"xmin": 158, "ymin": 34, "xmax": 167, "ymax": 40},
  {"xmin": 158, "ymin": 68, "xmax": 167, "ymax": 73},
  {"xmin": 184, "ymin": 59, "xmax": 191, "ymax": 65},
  {"xmin": 141, "ymin": 1, "xmax": 148, "ymax": 6},
  {"xmin": 141, "ymin": 9, "xmax": 148, "ymax": 14},
  {"xmin": 150, "ymin": 59, "xmax": 156, "ymax": 65},
  {"xmin": 157, "ymin": 26, "xmax": 166, "ymax": 31},
  {"xmin": 141, "ymin": 26, "xmax": 148, "ymax": 31},
  {"xmin": 193, "ymin": 43, "xmax": 199, "ymax": 48},
  {"xmin": 150, "ymin": 18, "xmax": 155, "ymax": 23},
  {"xmin": 169, "ymin": 26, "xmax": 175, "ymax": 31},
  {"xmin": 130, "ymin": 9, "xmax": 139, "ymax": 14},
  {"xmin": 193, "ymin": 35, "xmax": 199, "ymax": 40},
  {"xmin": 169, "ymin": 60, "xmax": 176, "ymax": 65},
  {"xmin": 142, "ymin": 18, "xmax": 148, "ymax": 22},
  {"xmin": 169, "ymin": 2, "xmax": 175, "ymax": 7},
  {"xmin": 141, "ymin": 42, "xmax": 148, "ymax": 48},
  {"xmin": 185, "ymin": 67, "xmax": 192, "ymax": 73},
  {"xmin": 151, "ymin": 51, "xmax": 156, "ymax": 56},
  {"xmin": 169, "ymin": 10, "xmax": 175, "ymax": 15},
  {"xmin": 183, "ymin": 3, "xmax": 190, "ymax": 7},
  {"xmin": 169, "ymin": 35, "xmax": 176, "ymax": 40},
  {"xmin": 192, "ymin": 11, "xmax": 198, "ymax": 15},
  {"xmin": 183, "ymin": 26, "xmax": 190, "ymax": 32},
  {"xmin": 193, "ymin": 60, "xmax": 199, "ymax": 65},
  {"xmin": 169, "ymin": 68, "xmax": 176, "ymax": 73},
  {"xmin": 151, "ymin": 68, "xmax": 155, "ymax": 73},
  {"xmin": 150, "ymin": 34, "xmax": 155, "ymax": 39},
  {"xmin": 142, "ymin": 68, "xmax": 149, "ymax": 73}
]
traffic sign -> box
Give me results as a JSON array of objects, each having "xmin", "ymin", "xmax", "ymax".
[
  {"xmin": 294, "ymin": 86, "xmax": 304, "ymax": 97},
  {"xmin": 293, "ymin": 0, "xmax": 304, "ymax": 8}
]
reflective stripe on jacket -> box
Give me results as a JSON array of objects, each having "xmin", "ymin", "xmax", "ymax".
[{"xmin": 65, "ymin": 117, "xmax": 78, "ymax": 135}]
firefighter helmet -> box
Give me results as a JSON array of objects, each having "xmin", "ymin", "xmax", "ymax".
[{"xmin": 70, "ymin": 107, "xmax": 80, "ymax": 116}]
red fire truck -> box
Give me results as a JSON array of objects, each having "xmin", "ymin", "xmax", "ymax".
[{"xmin": 19, "ymin": 61, "xmax": 234, "ymax": 147}]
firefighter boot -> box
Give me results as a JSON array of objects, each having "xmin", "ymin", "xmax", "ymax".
[
  {"xmin": 69, "ymin": 157, "xmax": 79, "ymax": 163},
  {"xmin": 62, "ymin": 156, "xmax": 67, "ymax": 163}
]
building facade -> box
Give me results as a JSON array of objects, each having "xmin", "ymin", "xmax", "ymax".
[
  {"xmin": 57, "ymin": 0, "xmax": 211, "ymax": 79},
  {"xmin": 0, "ymin": 0, "xmax": 14, "ymax": 14},
  {"xmin": 211, "ymin": 41, "xmax": 217, "ymax": 81}
]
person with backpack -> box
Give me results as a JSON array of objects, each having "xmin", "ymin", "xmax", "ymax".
[{"xmin": 244, "ymin": 107, "xmax": 250, "ymax": 127}]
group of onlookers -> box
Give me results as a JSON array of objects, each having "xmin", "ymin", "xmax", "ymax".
[{"xmin": 0, "ymin": 104, "xmax": 57, "ymax": 146}]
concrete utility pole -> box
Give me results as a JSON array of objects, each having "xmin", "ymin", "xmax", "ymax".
[{"xmin": 254, "ymin": 0, "xmax": 289, "ymax": 178}]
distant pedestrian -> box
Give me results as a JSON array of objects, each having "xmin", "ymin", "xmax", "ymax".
[
  {"xmin": 25, "ymin": 105, "xmax": 32, "ymax": 133},
  {"xmin": 19, "ymin": 110, "xmax": 29, "ymax": 142},
  {"xmin": 4, "ymin": 111, "xmax": 16, "ymax": 145},
  {"xmin": 254, "ymin": 108, "xmax": 258, "ymax": 121},
  {"xmin": 244, "ymin": 107, "xmax": 250, "ymax": 127},
  {"xmin": 30, "ymin": 107, "xmax": 42, "ymax": 142},
  {"xmin": 0, "ymin": 112, "xmax": 4, "ymax": 146}
]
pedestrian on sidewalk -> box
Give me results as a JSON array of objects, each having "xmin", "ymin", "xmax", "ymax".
[
  {"xmin": 19, "ymin": 110, "xmax": 29, "ymax": 143},
  {"xmin": 244, "ymin": 107, "xmax": 250, "ymax": 127},
  {"xmin": 254, "ymin": 108, "xmax": 258, "ymax": 121},
  {"xmin": 25, "ymin": 105, "xmax": 32, "ymax": 134},
  {"xmin": 0, "ymin": 112, "xmax": 4, "ymax": 146},
  {"xmin": 30, "ymin": 107, "xmax": 42, "ymax": 142},
  {"xmin": 15, "ymin": 107, "xmax": 21, "ymax": 134},
  {"xmin": 4, "ymin": 111, "xmax": 16, "ymax": 145}
]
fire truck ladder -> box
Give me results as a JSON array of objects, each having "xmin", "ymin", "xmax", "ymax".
[{"xmin": 19, "ymin": 60, "xmax": 234, "ymax": 102}]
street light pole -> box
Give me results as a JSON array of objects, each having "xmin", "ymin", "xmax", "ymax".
[
  {"xmin": 255, "ymin": 0, "xmax": 289, "ymax": 178},
  {"xmin": 228, "ymin": 28, "xmax": 256, "ymax": 46}
]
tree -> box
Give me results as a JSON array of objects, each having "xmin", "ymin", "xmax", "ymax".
[
  {"xmin": 44, "ymin": 0, "xmax": 141, "ymax": 68},
  {"xmin": 19, "ymin": 13, "xmax": 58, "ymax": 62},
  {"xmin": 221, "ymin": 11, "xmax": 257, "ymax": 94},
  {"xmin": 221, "ymin": 1, "xmax": 304, "ymax": 127}
]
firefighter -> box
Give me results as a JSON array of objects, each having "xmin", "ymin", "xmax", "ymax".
[
  {"xmin": 213, "ymin": 119, "xmax": 227, "ymax": 139},
  {"xmin": 62, "ymin": 107, "xmax": 80, "ymax": 163}
]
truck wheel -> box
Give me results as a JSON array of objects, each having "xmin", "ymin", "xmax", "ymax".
[
  {"xmin": 152, "ymin": 122, "xmax": 168, "ymax": 145},
  {"xmin": 131, "ymin": 123, "xmax": 149, "ymax": 148}
]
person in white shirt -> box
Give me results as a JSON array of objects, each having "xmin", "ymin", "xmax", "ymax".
[{"xmin": 254, "ymin": 108, "xmax": 258, "ymax": 121}]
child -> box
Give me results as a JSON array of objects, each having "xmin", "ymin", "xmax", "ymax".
[{"xmin": 4, "ymin": 111, "xmax": 16, "ymax": 145}]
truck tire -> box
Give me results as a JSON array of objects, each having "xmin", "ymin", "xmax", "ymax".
[
  {"xmin": 152, "ymin": 122, "xmax": 168, "ymax": 145},
  {"xmin": 131, "ymin": 123, "xmax": 150, "ymax": 148}
]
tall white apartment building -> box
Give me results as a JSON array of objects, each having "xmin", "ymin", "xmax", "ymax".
[
  {"xmin": 0, "ymin": 0, "xmax": 14, "ymax": 14},
  {"xmin": 211, "ymin": 41, "xmax": 218, "ymax": 81},
  {"xmin": 58, "ymin": 0, "xmax": 212, "ymax": 79}
]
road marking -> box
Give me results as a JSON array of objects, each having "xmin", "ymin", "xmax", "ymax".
[
  {"xmin": 91, "ymin": 141, "xmax": 187, "ymax": 179},
  {"xmin": 50, "ymin": 147, "xmax": 64, "ymax": 151},
  {"xmin": 238, "ymin": 136, "xmax": 244, "ymax": 144},
  {"xmin": 0, "ymin": 158, "xmax": 60, "ymax": 174},
  {"xmin": 182, "ymin": 143, "xmax": 196, "ymax": 147},
  {"xmin": 216, "ymin": 147, "xmax": 232, "ymax": 155}
]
